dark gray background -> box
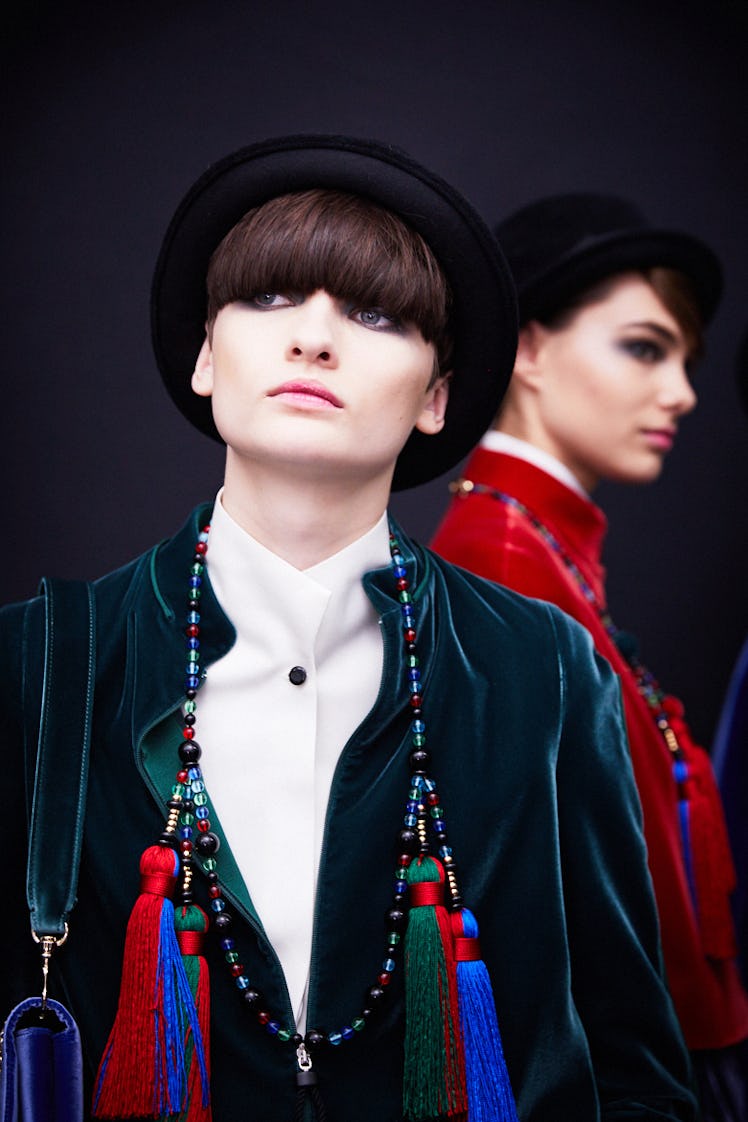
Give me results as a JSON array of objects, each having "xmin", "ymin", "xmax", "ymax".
[{"xmin": 3, "ymin": 0, "xmax": 747, "ymax": 747}]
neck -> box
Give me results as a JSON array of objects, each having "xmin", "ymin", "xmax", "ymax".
[
  {"xmin": 493, "ymin": 407, "xmax": 599, "ymax": 494},
  {"xmin": 221, "ymin": 452, "xmax": 392, "ymax": 569}
]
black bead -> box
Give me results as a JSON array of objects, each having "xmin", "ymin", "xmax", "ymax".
[
  {"xmin": 288, "ymin": 665, "xmax": 307, "ymax": 686},
  {"xmin": 398, "ymin": 828, "xmax": 417, "ymax": 852},
  {"xmin": 182, "ymin": 799, "xmax": 195, "ymax": 813},
  {"xmin": 179, "ymin": 741, "xmax": 202, "ymax": 763},
  {"xmin": 305, "ymin": 1029, "xmax": 325, "ymax": 1050},
  {"xmin": 243, "ymin": 988, "xmax": 262, "ymax": 1007},
  {"xmin": 367, "ymin": 985, "xmax": 385, "ymax": 1004},
  {"xmin": 409, "ymin": 748, "xmax": 430, "ymax": 769},
  {"xmin": 207, "ymin": 871, "xmax": 219, "ymax": 884},
  {"xmin": 386, "ymin": 907, "xmax": 406, "ymax": 930},
  {"xmin": 292, "ymin": 1033, "xmax": 303, "ymax": 1047},
  {"xmin": 158, "ymin": 833, "xmax": 177, "ymax": 848},
  {"xmin": 184, "ymin": 713, "xmax": 196, "ymax": 726},
  {"xmin": 214, "ymin": 911, "xmax": 233, "ymax": 930},
  {"xmin": 186, "ymin": 688, "xmax": 197, "ymax": 700},
  {"xmin": 195, "ymin": 831, "xmax": 220, "ymax": 856}
]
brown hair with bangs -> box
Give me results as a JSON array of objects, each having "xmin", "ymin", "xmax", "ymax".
[
  {"xmin": 540, "ymin": 266, "xmax": 704, "ymax": 359},
  {"xmin": 206, "ymin": 189, "xmax": 453, "ymax": 378}
]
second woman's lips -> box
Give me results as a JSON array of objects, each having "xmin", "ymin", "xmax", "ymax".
[{"xmin": 268, "ymin": 381, "xmax": 343, "ymax": 408}]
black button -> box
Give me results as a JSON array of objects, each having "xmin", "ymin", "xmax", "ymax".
[{"xmin": 288, "ymin": 666, "xmax": 307, "ymax": 685}]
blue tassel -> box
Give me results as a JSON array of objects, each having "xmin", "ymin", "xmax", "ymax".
[{"xmin": 452, "ymin": 908, "xmax": 519, "ymax": 1122}]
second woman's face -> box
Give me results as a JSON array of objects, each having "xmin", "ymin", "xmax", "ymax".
[{"xmin": 528, "ymin": 273, "xmax": 697, "ymax": 492}]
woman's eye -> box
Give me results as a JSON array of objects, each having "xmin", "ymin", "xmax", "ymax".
[
  {"xmin": 250, "ymin": 293, "xmax": 291, "ymax": 309},
  {"xmin": 620, "ymin": 338, "xmax": 665, "ymax": 363},
  {"xmin": 354, "ymin": 308, "xmax": 400, "ymax": 330}
]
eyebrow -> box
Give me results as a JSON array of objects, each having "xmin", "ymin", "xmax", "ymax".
[{"xmin": 622, "ymin": 320, "xmax": 679, "ymax": 345}]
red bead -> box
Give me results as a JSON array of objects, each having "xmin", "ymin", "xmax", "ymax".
[
  {"xmin": 396, "ymin": 578, "xmax": 409, "ymax": 591},
  {"xmin": 209, "ymin": 884, "xmax": 221, "ymax": 898},
  {"xmin": 409, "ymin": 694, "xmax": 422, "ymax": 709},
  {"xmin": 378, "ymin": 973, "xmax": 391, "ymax": 986},
  {"xmin": 257, "ymin": 1011, "xmax": 270, "ymax": 1025},
  {"xmin": 186, "ymin": 624, "xmax": 199, "ymax": 637},
  {"xmin": 177, "ymin": 769, "xmax": 189, "ymax": 783},
  {"xmin": 183, "ymin": 728, "xmax": 195, "ymax": 740},
  {"xmin": 230, "ymin": 963, "xmax": 245, "ymax": 977},
  {"xmin": 427, "ymin": 792, "xmax": 439, "ymax": 806},
  {"xmin": 197, "ymin": 819, "xmax": 210, "ymax": 833},
  {"xmin": 195, "ymin": 542, "xmax": 208, "ymax": 555},
  {"xmin": 181, "ymin": 840, "xmax": 193, "ymax": 855},
  {"xmin": 397, "ymin": 855, "xmax": 412, "ymax": 867},
  {"xmin": 404, "ymin": 629, "xmax": 416, "ymax": 643}
]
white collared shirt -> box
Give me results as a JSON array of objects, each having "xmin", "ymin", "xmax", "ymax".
[
  {"xmin": 481, "ymin": 430, "xmax": 589, "ymax": 497},
  {"xmin": 195, "ymin": 492, "xmax": 388, "ymax": 1026}
]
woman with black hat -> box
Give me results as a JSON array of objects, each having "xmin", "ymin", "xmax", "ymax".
[
  {"xmin": 431, "ymin": 192, "xmax": 748, "ymax": 1120},
  {"xmin": 1, "ymin": 147, "xmax": 695, "ymax": 1121}
]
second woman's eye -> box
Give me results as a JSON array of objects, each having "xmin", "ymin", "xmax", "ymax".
[{"xmin": 619, "ymin": 337, "xmax": 666, "ymax": 363}]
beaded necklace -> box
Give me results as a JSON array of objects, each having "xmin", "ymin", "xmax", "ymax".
[
  {"xmin": 88, "ymin": 516, "xmax": 521, "ymax": 1122},
  {"xmin": 451, "ymin": 478, "xmax": 696, "ymax": 898},
  {"xmin": 170, "ymin": 522, "xmax": 461, "ymax": 1069}
]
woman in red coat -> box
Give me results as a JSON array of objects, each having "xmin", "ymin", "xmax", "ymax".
[{"xmin": 431, "ymin": 193, "xmax": 748, "ymax": 1120}]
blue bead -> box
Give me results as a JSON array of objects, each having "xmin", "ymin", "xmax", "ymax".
[
  {"xmin": 266, "ymin": 1021, "xmax": 280, "ymax": 1035},
  {"xmin": 211, "ymin": 898, "xmax": 226, "ymax": 913},
  {"xmin": 198, "ymin": 531, "xmax": 209, "ymax": 543},
  {"xmin": 412, "ymin": 720, "xmax": 425, "ymax": 734},
  {"xmin": 188, "ymin": 637, "xmax": 200, "ymax": 650},
  {"xmin": 383, "ymin": 958, "xmax": 396, "ymax": 973},
  {"xmin": 195, "ymin": 806, "xmax": 209, "ymax": 820},
  {"xmin": 187, "ymin": 663, "xmax": 199, "ymax": 676},
  {"xmin": 393, "ymin": 564, "xmax": 407, "ymax": 578},
  {"xmin": 395, "ymin": 880, "xmax": 407, "ymax": 895},
  {"xmin": 408, "ymin": 668, "xmax": 420, "ymax": 681},
  {"xmin": 423, "ymin": 778, "xmax": 437, "ymax": 792},
  {"xmin": 186, "ymin": 676, "xmax": 200, "ymax": 690},
  {"xmin": 191, "ymin": 779, "xmax": 205, "ymax": 793},
  {"xmin": 187, "ymin": 611, "xmax": 201, "ymax": 624},
  {"xmin": 433, "ymin": 819, "xmax": 446, "ymax": 833},
  {"xmin": 187, "ymin": 767, "xmax": 201, "ymax": 781},
  {"xmin": 438, "ymin": 845, "xmax": 453, "ymax": 859},
  {"xmin": 404, "ymin": 814, "xmax": 418, "ymax": 828},
  {"xmin": 189, "ymin": 575, "xmax": 202, "ymax": 588},
  {"xmin": 235, "ymin": 975, "xmax": 250, "ymax": 990},
  {"xmin": 405, "ymin": 800, "xmax": 419, "ymax": 815},
  {"xmin": 341, "ymin": 1025, "xmax": 354, "ymax": 1040},
  {"xmin": 328, "ymin": 1031, "xmax": 342, "ymax": 1046},
  {"xmin": 220, "ymin": 938, "xmax": 235, "ymax": 951},
  {"xmin": 179, "ymin": 826, "xmax": 192, "ymax": 839},
  {"xmin": 409, "ymin": 682, "xmax": 420, "ymax": 695}
]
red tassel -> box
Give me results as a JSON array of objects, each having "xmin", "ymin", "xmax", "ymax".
[
  {"xmin": 175, "ymin": 904, "xmax": 212, "ymax": 1122},
  {"xmin": 92, "ymin": 845, "xmax": 203, "ymax": 1119}
]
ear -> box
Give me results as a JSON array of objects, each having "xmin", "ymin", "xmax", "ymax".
[
  {"xmin": 415, "ymin": 373, "xmax": 450, "ymax": 436},
  {"xmin": 191, "ymin": 335, "xmax": 214, "ymax": 398},
  {"xmin": 512, "ymin": 321, "xmax": 548, "ymax": 392}
]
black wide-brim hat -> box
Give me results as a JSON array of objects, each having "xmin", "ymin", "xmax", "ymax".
[
  {"xmin": 152, "ymin": 134, "xmax": 518, "ymax": 490},
  {"xmin": 494, "ymin": 192, "xmax": 722, "ymax": 326}
]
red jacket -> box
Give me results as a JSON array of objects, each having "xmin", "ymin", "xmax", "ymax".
[{"xmin": 431, "ymin": 446, "xmax": 748, "ymax": 1051}]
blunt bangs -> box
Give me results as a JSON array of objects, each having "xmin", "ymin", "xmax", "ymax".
[{"xmin": 206, "ymin": 189, "xmax": 453, "ymax": 373}]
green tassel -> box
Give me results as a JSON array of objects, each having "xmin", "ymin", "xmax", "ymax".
[{"xmin": 403, "ymin": 856, "xmax": 466, "ymax": 1121}]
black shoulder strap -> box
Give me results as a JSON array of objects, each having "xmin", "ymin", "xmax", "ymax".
[{"xmin": 26, "ymin": 578, "xmax": 96, "ymax": 938}]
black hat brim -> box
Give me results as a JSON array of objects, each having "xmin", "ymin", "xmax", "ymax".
[
  {"xmin": 518, "ymin": 229, "xmax": 722, "ymax": 325},
  {"xmin": 151, "ymin": 134, "xmax": 517, "ymax": 490}
]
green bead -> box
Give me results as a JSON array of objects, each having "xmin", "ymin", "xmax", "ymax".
[
  {"xmin": 191, "ymin": 562, "xmax": 204, "ymax": 575},
  {"xmin": 277, "ymin": 1028, "xmax": 292, "ymax": 1042},
  {"xmin": 412, "ymin": 733, "xmax": 426, "ymax": 747},
  {"xmin": 203, "ymin": 858, "xmax": 217, "ymax": 871},
  {"xmin": 430, "ymin": 805, "xmax": 443, "ymax": 818},
  {"xmin": 193, "ymin": 792, "xmax": 208, "ymax": 806},
  {"xmin": 172, "ymin": 783, "xmax": 185, "ymax": 797},
  {"xmin": 181, "ymin": 812, "xmax": 195, "ymax": 826},
  {"xmin": 398, "ymin": 591, "xmax": 411, "ymax": 604},
  {"xmin": 407, "ymin": 655, "xmax": 419, "ymax": 668},
  {"xmin": 352, "ymin": 1018, "xmax": 366, "ymax": 1032},
  {"xmin": 387, "ymin": 932, "xmax": 401, "ymax": 947},
  {"xmin": 225, "ymin": 951, "xmax": 239, "ymax": 964},
  {"xmin": 191, "ymin": 587, "xmax": 202, "ymax": 599},
  {"xmin": 184, "ymin": 700, "xmax": 197, "ymax": 713}
]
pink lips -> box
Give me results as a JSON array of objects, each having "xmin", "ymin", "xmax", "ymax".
[
  {"xmin": 268, "ymin": 380, "xmax": 342, "ymax": 409},
  {"xmin": 642, "ymin": 429, "xmax": 676, "ymax": 451}
]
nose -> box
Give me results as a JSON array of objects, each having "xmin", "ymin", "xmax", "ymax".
[
  {"xmin": 286, "ymin": 291, "xmax": 339, "ymax": 368},
  {"xmin": 659, "ymin": 360, "xmax": 697, "ymax": 417}
]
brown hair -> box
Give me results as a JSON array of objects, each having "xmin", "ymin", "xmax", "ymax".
[
  {"xmin": 540, "ymin": 266, "xmax": 704, "ymax": 359},
  {"xmin": 206, "ymin": 189, "xmax": 453, "ymax": 377}
]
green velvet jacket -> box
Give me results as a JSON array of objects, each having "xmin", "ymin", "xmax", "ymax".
[{"xmin": 2, "ymin": 506, "xmax": 696, "ymax": 1121}]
